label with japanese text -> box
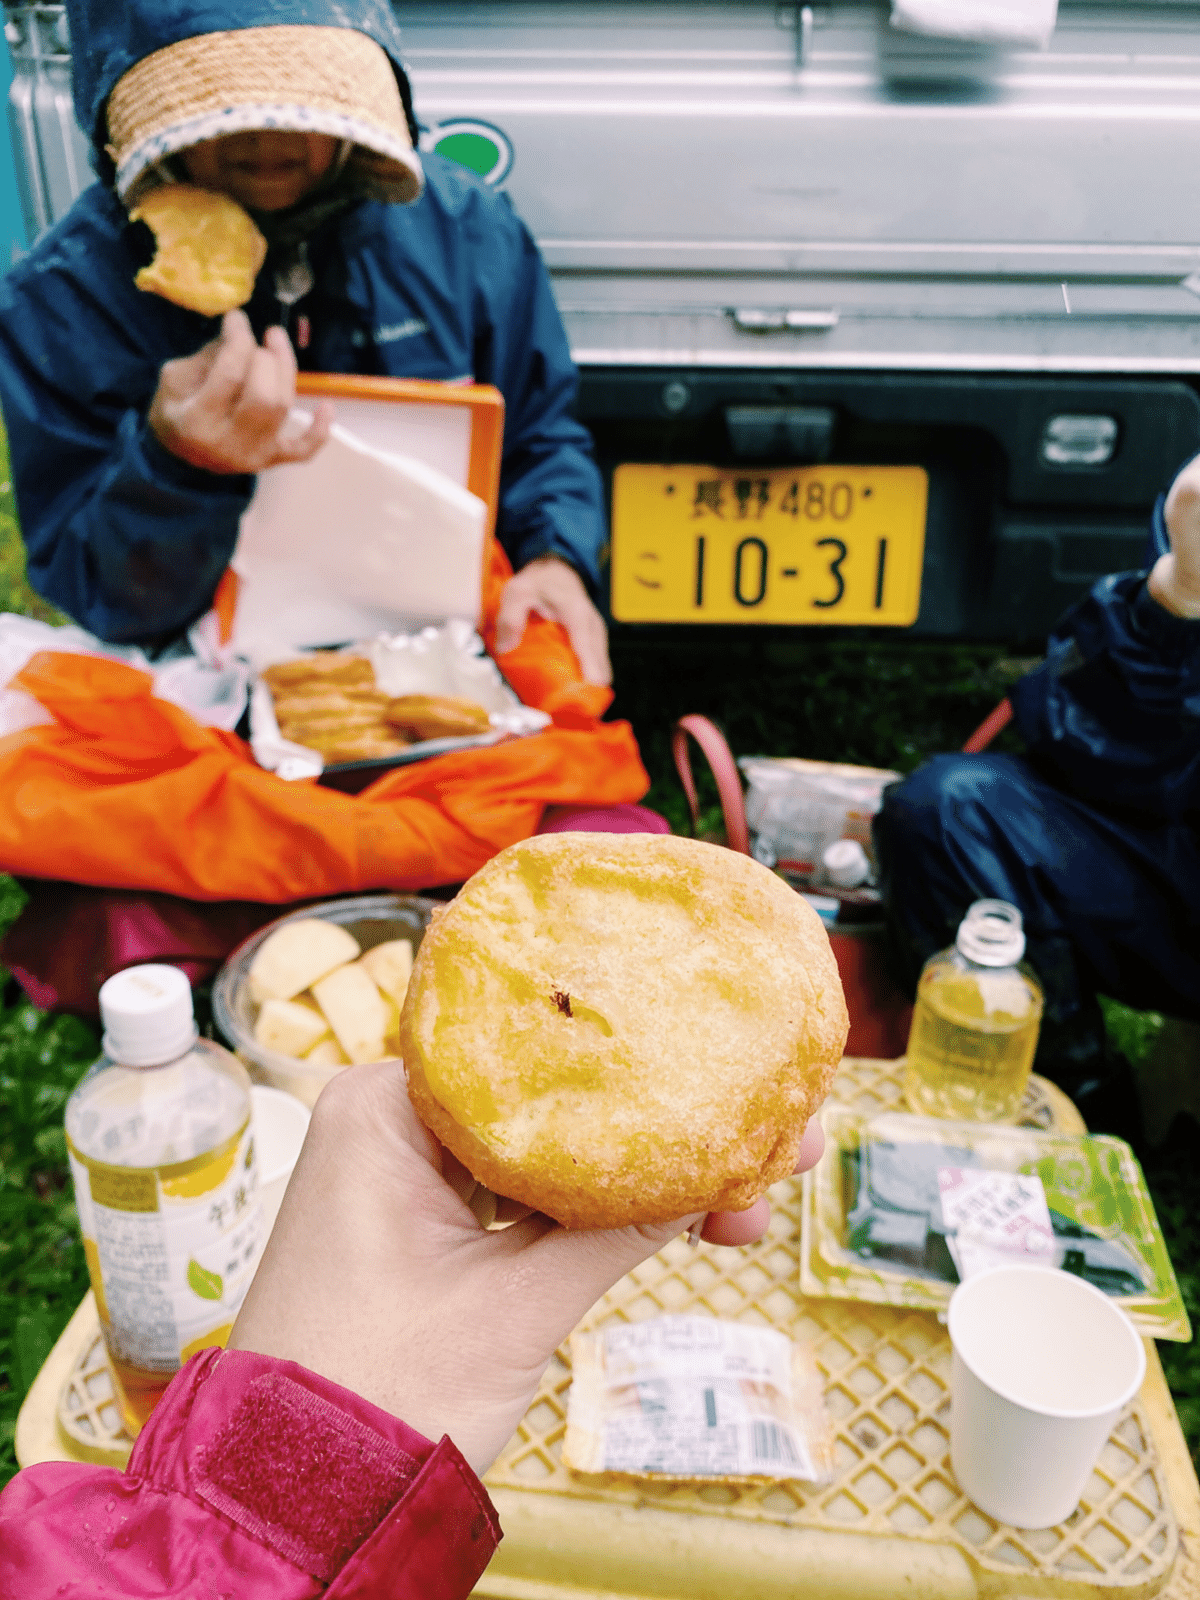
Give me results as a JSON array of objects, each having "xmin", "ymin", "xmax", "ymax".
[
  {"xmin": 69, "ymin": 1122, "xmax": 262, "ymax": 1369},
  {"xmin": 565, "ymin": 1315, "xmax": 829, "ymax": 1482},
  {"xmin": 938, "ymin": 1165, "xmax": 1055, "ymax": 1281}
]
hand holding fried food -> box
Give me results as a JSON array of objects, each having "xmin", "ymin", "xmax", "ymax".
[
  {"xmin": 131, "ymin": 184, "xmax": 267, "ymax": 316},
  {"xmin": 400, "ymin": 832, "xmax": 848, "ymax": 1229},
  {"xmin": 148, "ymin": 312, "xmax": 332, "ymax": 473}
]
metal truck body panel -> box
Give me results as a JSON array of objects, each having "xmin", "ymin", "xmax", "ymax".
[{"xmin": 5, "ymin": 0, "xmax": 1200, "ymax": 639}]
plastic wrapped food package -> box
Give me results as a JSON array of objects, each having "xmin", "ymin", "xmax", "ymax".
[
  {"xmin": 564, "ymin": 1315, "xmax": 834, "ymax": 1485},
  {"xmin": 802, "ymin": 1107, "xmax": 1190, "ymax": 1340},
  {"xmin": 737, "ymin": 757, "xmax": 898, "ymax": 874}
]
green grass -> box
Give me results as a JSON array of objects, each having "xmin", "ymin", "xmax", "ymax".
[
  {"xmin": 0, "ymin": 439, "xmax": 62, "ymax": 624},
  {"xmin": 0, "ymin": 879, "xmax": 96, "ymax": 1480},
  {"xmin": 0, "ymin": 454, "xmax": 1194, "ymax": 1487}
]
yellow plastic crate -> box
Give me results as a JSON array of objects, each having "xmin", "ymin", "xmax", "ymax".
[{"xmin": 16, "ymin": 1060, "xmax": 1200, "ymax": 1599}]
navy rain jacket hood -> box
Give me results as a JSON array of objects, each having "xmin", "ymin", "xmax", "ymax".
[{"xmin": 0, "ymin": 0, "xmax": 605, "ymax": 644}]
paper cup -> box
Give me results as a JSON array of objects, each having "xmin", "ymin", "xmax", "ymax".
[
  {"xmin": 948, "ymin": 1265, "xmax": 1145, "ymax": 1529},
  {"xmin": 250, "ymin": 1084, "xmax": 312, "ymax": 1239}
]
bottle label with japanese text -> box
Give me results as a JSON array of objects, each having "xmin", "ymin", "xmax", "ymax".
[{"xmin": 68, "ymin": 1121, "xmax": 262, "ymax": 1369}]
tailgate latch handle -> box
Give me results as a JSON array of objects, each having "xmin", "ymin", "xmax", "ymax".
[
  {"xmin": 730, "ymin": 307, "xmax": 839, "ymax": 332},
  {"xmin": 776, "ymin": 2, "xmax": 815, "ymax": 69}
]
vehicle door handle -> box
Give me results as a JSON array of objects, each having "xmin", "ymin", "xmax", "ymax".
[{"xmin": 729, "ymin": 307, "xmax": 839, "ymax": 332}]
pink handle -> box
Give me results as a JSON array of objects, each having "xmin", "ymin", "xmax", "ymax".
[
  {"xmin": 962, "ymin": 698, "xmax": 1013, "ymax": 754},
  {"xmin": 671, "ymin": 715, "xmax": 751, "ymax": 855}
]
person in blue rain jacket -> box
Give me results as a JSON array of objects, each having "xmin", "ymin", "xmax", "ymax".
[
  {"xmin": 0, "ymin": 0, "xmax": 613, "ymax": 684},
  {"xmin": 875, "ymin": 455, "xmax": 1200, "ymax": 1135}
]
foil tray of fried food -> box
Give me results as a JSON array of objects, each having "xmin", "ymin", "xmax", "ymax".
[{"xmin": 260, "ymin": 655, "xmax": 495, "ymax": 770}]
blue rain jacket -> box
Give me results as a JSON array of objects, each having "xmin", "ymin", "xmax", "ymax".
[
  {"xmin": 1009, "ymin": 498, "xmax": 1200, "ymax": 826},
  {"xmin": 0, "ymin": 0, "xmax": 605, "ymax": 645}
]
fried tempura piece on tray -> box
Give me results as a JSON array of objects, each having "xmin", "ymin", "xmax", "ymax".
[{"xmin": 385, "ymin": 693, "xmax": 492, "ymax": 741}]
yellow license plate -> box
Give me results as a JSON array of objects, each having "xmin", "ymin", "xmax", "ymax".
[{"xmin": 610, "ymin": 465, "xmax": 928, "ymax": 626}]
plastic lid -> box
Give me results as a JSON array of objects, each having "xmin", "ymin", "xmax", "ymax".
[
  {"xmin": 955, "ymin": 899, "xmax": 1026, "ymax": 967},
  {"xmin": 822, "ymin": 838, "xmax": 871, "ymax": 889},
  {"xmin": 99, "ymin": 965, "xmax": 198, "ymax": 1067}
]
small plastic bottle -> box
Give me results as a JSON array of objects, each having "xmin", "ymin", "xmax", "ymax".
[
  {"xmin": 65, "ymin": 965, "xmax": 261, "ymax": 1435},
  {"xmin": 903, "ymin": 900, "xmax": 1044, "ymax": 1123}
]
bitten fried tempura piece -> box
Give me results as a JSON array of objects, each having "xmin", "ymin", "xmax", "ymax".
[{"xmin": 131, "ymin": 184, "xmax": 267, "ymax": 316}]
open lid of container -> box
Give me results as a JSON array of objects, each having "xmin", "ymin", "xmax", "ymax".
[{"xmin": 228, "ymin": 375, "xmax": 505, "ymax": 665}]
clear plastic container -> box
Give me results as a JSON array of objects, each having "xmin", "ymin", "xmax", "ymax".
[
  {"xmin": 903, "ymin": 900, "xmax": 1044, "ymax": 1123},
  {"xmin": 212, "ymin": 894, "xmax": 439, "ymax": 1108},
  {"xmin": 65, "ymin": 966, "xmax": 258, "ymax": 1435}
]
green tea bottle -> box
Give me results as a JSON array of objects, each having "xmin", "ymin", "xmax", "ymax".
[
  {"xmin": 904, "ymin": 900, "xmax": 1045, "ymax": 1122},
  {"xmin": 65, "ymin": 965, "xmax": 260, "ymax": 1435}
]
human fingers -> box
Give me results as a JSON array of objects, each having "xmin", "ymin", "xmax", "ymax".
[
  {"xmin": 1153, "ymin": 455, "xmax": 1200, "ymax": 615},
  {"xmin": 263, "ymin": 322, "xmax": 299, "ymax": 375},
  {"xmin": 1164, "ymin": 451, "xmax": 1200, "ymax": 535},
  {"xmin": 557, "ymin": 586, "xmax": 612, "ymax": 685},
  {"xmin": 235, "ymin": 341, "xmax": 293, "ymax": 438},
  {"xmin": 195, "ymin": 309, "xmax": 258, "ymax": 411},
  {"xmin": 493, "ymin": 577, "xmax": 536, "ymax": 656},
  {"xmin": 792, "ymin": 1115, "xmax": 825, "ymax": 1174},
  {"xmin": 1164, "ymin": 455, "xmax": 1200, "ymax": 566},
  {"xmin": 700, "ymin": 1197, "xmax": 771, "ymax": 1247},
  {"xmin": 266, "ymin": 399, "xmax": 333, "ymax": 465},
  {"xmin": 700, "ymin": 1117, "xmax": 825, "ymax": 1242}
]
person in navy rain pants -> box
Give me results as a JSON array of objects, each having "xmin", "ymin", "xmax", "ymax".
[{"xmin": 875, "ymin": 453, "xmax": 1200, "ymax": 1137}]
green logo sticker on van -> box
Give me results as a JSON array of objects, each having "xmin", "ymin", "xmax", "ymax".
[{"xmin": 424, "ymin": 120, "xmax": 513, "ymax": 185}]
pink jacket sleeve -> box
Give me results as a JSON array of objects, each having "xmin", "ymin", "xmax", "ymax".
[{"xmin": 0, "ymin": 1347, "xmax": 502, "ymax": 1598}]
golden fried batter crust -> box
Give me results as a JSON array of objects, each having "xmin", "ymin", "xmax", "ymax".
[
  {"xmin": 131, "ymin": 184, "xmax": 267, "ymax": 317},
  {"xmin": 384, "ymin": 694, "xmax": 492, "ymax": 741},
  {"xmin": 400, "ymin": 832, "xmax": 848, "ymax": 1228}
]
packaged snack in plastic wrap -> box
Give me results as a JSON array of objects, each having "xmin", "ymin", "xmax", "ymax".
[{"xmin": 564, "ymin": 1314, "xmax": 834, "ymax": 1484}]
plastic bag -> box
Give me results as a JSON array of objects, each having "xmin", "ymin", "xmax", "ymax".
[
  {"xmin": 564, "ymin": 1315, "xmax": 833, "ymax": 1484},
  {"xmin": 737, "ymin": 756, "xmax": 899, "ymax": 873}
]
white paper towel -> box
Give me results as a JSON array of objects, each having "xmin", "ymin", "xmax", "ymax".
[
  {"xmin": 231, "ymin": 415, "xmax": 488, "ymax": 665},
  {"xmin": 891, "ymin": 0, "xmax": 1057, "ymax": 47}
]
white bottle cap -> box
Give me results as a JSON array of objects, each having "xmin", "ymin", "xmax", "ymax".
[
  {"xmin": 99, "ymin": 964, "xmax": 198, "ymax": 1067},
  {"xmin": 955, "ymin": 899, "xmax": 1026, "ymax": 967},
  {"xmin": 822, "ymin": 838, "xmax": 871, "ymax": 889}
]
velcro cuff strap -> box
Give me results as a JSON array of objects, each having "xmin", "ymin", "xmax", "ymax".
[{"xmin": 195, "ymin": 1371, "xmax": 421, "ymax": 1581}]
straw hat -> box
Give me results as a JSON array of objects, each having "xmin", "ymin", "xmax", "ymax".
[{"xmin": 106, "ymin": 25, "xmax": 423, "ymax": 207}]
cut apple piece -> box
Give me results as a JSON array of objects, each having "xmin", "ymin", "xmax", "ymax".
[
  {"xmin": 310, "ymin": 962, "xmax": 389, "ymax": 1065},
  {"xmin": 253, "ymin": 997, "xmax": 331, "ymax": 1058},
  {"xmin": 248, "ymin": 919, "xmax": 361, "ymax": 1003},
  {"xmin": 304, "ymin": 1036, "xmax": 350, "ymax": 1067},
  {"xmin": 359, "ymin": 939, "xmax": 414, "ymax": 1007}
]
